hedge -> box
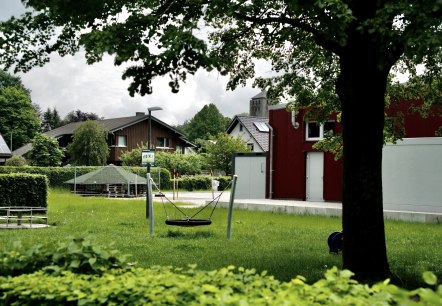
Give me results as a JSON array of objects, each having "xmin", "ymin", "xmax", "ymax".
[
  {"xmin": 0, "ymin": 166, "xmax": 172, "ymax": 190},
  {"xmin": 177, "ymin": 175, "xmax": 231, "ymax": 191},
  {"xmin": 0, "ymin": 236, "xmax": 440, "ymax": 305},
  {"xmin": 0, "ymin": 173, "xmax": 48, "ymax": 208}
]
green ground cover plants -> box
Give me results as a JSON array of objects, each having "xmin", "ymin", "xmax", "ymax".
[{"xmin": 0, "ymin": 189, "xmax": 441, "ymax": 289}]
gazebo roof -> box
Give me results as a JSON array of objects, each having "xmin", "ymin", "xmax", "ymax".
[{"xmin": 64, "ymin": 165, "xmax": 147, "ymax": 185}]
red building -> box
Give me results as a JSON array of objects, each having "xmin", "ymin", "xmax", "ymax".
[{"xmin": 266, "ymin": 100, "xmax": 442, "ymax": 201}]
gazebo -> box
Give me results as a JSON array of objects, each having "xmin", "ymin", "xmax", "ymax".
[{"xmin": 64, "ymin": 165, "xmax": 147, "ymax": 197}]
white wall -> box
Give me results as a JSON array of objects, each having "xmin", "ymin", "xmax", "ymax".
[
  {"xmin": 229, "ymin": 123, "xmax": 263, "ymax": 152},
  {"xmin": 382, "ymin": 138, "xmax": 442, "ymax": 213},
  {"xmin": 233, "ymin": 154, "xmax": 267, "ymax": 199}
]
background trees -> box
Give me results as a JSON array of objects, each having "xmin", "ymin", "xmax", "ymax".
[
  {"xmin": 1, "ymin": 1, "xmax": 440, "ymax": 282},
  {"xmin": 206, "ymin": 133, "xmax": 250, "ymax": 175},
  {"xmin": 42, "ymin": 107, "xmax": 62, "ymax": 132},
  {"xmin": 67, "ymin": 121, "xmax": 109, "ymax": 166},
  {"xmin": 179, "ymin": 104, "xmax": 231, "ymax": 142},
  {"xmin": 0, "ymin": 71, "xmax": 40, "ymax": 150},
  {"xmin": 61, "ymin": 110, "xmax": 102, "ymax": 126},
  {"xmin": 28, "ymin": 133, "xmax": 64, "ymax": 166}
]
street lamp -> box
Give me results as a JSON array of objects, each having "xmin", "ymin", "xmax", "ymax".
[
  {"xmin": 146, "ymin": 106, "xmax": 162, "ymax": 220},
  {"xmin": 147, "ymin": 106, "xmax": 163, "ymax": 154}
]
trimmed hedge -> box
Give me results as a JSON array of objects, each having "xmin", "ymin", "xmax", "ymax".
[
  {"xmin": 0, "ymin": 166, "xmax": 172, "ymax": 190},
  {"xmin": 178, "ymin": 175, "xmax": 231, "ymax": 191},
  {"xmin": 0, "ymin": 166, "xmax": 233, "ymax": 192},
  {"xmin": 0, "ymin": 173, "xmax": 48, "ymax": 208}
]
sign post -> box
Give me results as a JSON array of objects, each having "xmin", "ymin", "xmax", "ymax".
[{"xmin": 142, "ymin": 149, "xmax": 155, "ymax": 218}]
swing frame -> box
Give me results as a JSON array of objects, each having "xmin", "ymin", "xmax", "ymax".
[{"xmin": 152, "ymin": 180, "xmax": 232, "ymax": 227}]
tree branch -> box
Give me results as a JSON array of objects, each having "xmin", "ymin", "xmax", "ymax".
[{"xmin": 233, "ymin": 11, "xmax": 343, "ymax": 55}]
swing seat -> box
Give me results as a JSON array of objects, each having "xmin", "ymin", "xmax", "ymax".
[{"xmin": 165, "ymin": 218, "xmax": 212, "ymax": 227}]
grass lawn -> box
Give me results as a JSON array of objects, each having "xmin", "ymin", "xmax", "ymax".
[{"xmin": 1, "ymin": 188, "xmax": 441, "ymax": 289}]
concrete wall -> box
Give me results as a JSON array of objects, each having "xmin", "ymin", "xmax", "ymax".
[{"xmin": 382, "ymin": 138, "xmax": 442, "ymax": 213}]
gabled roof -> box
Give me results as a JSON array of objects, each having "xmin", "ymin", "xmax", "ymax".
[
  {"xmin": 251, "ymin": 90, "xmax": 267, "ymax": 99},
  {"xmin": 13, "ymin": 113, "xmax": 195, "ymax": 156},
  {"xmin": 0, "ymin": 133, "xmax": 12, "ymax": 157},
  {"xmin": 226, "ymin": 116, "xmax": 269, "ymax": 151},
  {"xmin": 64, "ymin": 165, "xmax": 147, "ymax": 185}
]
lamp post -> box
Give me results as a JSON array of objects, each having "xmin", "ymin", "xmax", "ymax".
[{"xmin": 146, "ymin": 106, "xmax": 162, "ymax": 219}]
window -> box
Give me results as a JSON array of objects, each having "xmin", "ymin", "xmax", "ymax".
[
  {"xmin": 306, "ymin": 121, "xmax": 335, "ymax": 141},
  {"xmin": 247, "ymin": 143, "xmax": 254, "ymax": 151},
  {"xmin": 108, "ymin": 134, "xmax": 115, "ymax": 146},
  {"xmin": 117, "ymin": 135, "xmax": 127, "ymax": 147},
  {"xmin": 253, "ymin": 122, "xmax": 269, "ymax": 132},
  {"xmin": 156, "ymin": 137, "xmax": 170, "ymax": 148},
  {"xmin": 239, "ymin": 124, "xmax": 243, "ymax": 132}
]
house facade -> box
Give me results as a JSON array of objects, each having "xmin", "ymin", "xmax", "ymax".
[
  {"xmin": 226, "ymin": 116, "xmax": 269, "ymax": 152},
  {"xmin": 13, "ymin": 112, "xmax": 195, "ymax": 165},
  {"xmin": 266, "ymin": 100, "xmax": 442, "ymax": 205}
]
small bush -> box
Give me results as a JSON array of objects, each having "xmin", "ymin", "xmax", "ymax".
[
  {"xmin": 0, "ymin": 235, "xmax": 130, "ymax": 277},
  {"xmin": 5, "ymin": 155, "xmax": 27, "ymax": 167},
  {"xmin": 177, "ymin": 175, "xmax": 232, "ymax": 191}
]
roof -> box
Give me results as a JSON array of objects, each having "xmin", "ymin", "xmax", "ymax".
[
  {"xmin": 226, "ymin": 116, "xmax": 269, "ymax": 151},
  {"xmin": 64, "ymin": 165, "xmax": 147, "ymax": 185},
  {"xmin": 251, "ymin": 90, "xmax": 267, "ymax": 99},
  {"xmin": 0, "ymin": 134, "xmax": 12, "ymax": 157},
  {"xmin": 13, "ymin": 113, "xmax": 195, "ymax": 156}
]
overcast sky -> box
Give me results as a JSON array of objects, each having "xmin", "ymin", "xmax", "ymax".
[{"xmin": 0, "ymin": 1, "xmax": 271, "ymax": 125}]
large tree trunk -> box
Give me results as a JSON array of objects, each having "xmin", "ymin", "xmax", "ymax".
[{"xmin": 336, "ymin": 35, "xmax": 392, "ymax": 282}]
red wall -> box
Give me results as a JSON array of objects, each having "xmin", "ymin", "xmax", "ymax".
[{"xmin": 267, "ymin": 100, "xmax": 441, "ymax": 201}]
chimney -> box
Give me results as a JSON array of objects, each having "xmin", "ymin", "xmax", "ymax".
[{"xmin": 136, "ymin": 112, "xmax": 145, "ymax": 116}]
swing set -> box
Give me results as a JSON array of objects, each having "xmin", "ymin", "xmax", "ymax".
[
  {"xmin": 154, "ymin": 180, "xmax": 231, "ymax": 227},
  {"xmin": 146, "ymin": 174, "xmax": 238, "ymax": 238}
]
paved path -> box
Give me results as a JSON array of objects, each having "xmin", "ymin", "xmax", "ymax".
[{"xmin": 159, "ymin": 191, "xmax": 441, "ymax": 223}]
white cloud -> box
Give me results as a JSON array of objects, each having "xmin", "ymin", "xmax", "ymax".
[{"xmin": 1, "ymin": 0, "xmax": 261, "ymax": 125}]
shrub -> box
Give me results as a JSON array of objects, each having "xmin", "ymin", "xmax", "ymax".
[
  {"xmin": 0, "ymin": 264, "xmax": 440, "ymax": 305},
  {"xmin": 177, "ymin": 175, "xmax": 232, "ymax": 191},
  {"xmin": 0, "ymin": 235, "xmax": 130, "ymax": 277},
  {"xmin": 5, "ymin": 155, "xmax": 27, "ymax": 167}
]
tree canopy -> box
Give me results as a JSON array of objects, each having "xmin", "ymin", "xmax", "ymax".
[
  {"xmin": 28, "ymin": 133, "xmax": 64, "ymax": 166},
  {"xmin": 1, "ymin": 0, "xmax": 441, "ymax": 282},
  {"xmin": 62, "ymin": 110, "xmax": 102, "ymax": 126},
  {"xmin": 42, "ymin": 107, "xmax": 62, "ymax": 131},
  {"xmin": 206, "ymin": 133, "xmax": 250, "ymax": 175},
  {"xmin": 0, "ymin": 70, "xmax": 40, "ymax": 150},
  {"xmin": 182, "ymin": 103, "xmax": 231, "ymax": 142},
  {"xmin": 67, "ymin": 121, "xmax": 109, "ymax": 166}
]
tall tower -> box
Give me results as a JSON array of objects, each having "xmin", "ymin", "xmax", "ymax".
[{"xmin": 249, "ymin": 90, "xmax": 270, "ymax": 117}]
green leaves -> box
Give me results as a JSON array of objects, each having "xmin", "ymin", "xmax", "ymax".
[
  {"xmin": 0, "ymin": 235, "xmax": 130, "ymax": 277},
  {"xmin": 67, "ymin": 121, "xmax": 109, "ymax": 166},
  {"xmin": 29, "ymin": 133, "xmax": 65, "ymax": 167},
  {"xmin": 1, "ymin": 264, "xmax": 441, "ymax": 305}
]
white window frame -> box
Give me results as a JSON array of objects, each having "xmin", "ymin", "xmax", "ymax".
[
  {"xmin": 117, "ymin": 135, "xmax": 127, "ymax": 147},
  {"xmin": 156, "ymin": 137, "xmax": 170, "ymax": 149},
  {"xmin": 305, "ymin": 121, "xmax": 334, "ymax": 141}
]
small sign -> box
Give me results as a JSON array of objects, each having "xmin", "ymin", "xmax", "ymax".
[{"xmin": 141, "ymin": 149, "xmax": 155, "ymax": 167}]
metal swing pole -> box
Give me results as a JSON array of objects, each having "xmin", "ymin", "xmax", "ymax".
[
  {"xmin": 147, "ymin": 173, "xmax": 154, "ymax": 235},
  {"xmin": 226, "ymin": 175, "xmax": 238, "ymax": 240}
]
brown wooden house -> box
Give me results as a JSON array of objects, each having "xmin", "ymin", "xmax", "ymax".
[{"xmin": 13, "ymin": 112, "xmax": 195, "ymax": 165}]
